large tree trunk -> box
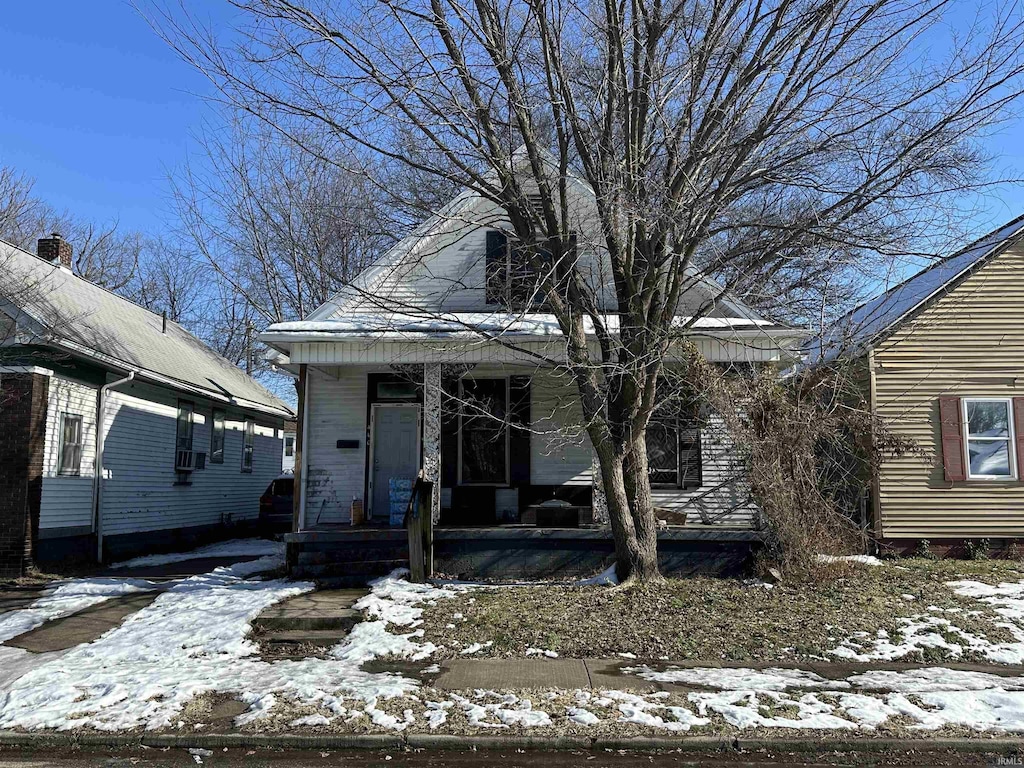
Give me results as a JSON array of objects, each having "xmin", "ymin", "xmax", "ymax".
[
  {"xmin": 621, "ymin": 436, "xmax": 662, "ymax": 584},
  {"xmin": 591, "ymin": 431, "xmax": 662, "ymax": 584}
]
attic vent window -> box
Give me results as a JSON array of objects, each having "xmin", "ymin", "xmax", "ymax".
[{"xmin": 486, "ymin": 230, "xmax": 573, "ymax": 308}]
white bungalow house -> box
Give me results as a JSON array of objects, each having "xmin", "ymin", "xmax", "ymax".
[
  {"xmin": 0, "ymin": 234, "xmax": 294, "ymax": 576},
  {"xmin": 261, "ymin": 170, "xmax": 803, "ymax": 581}
]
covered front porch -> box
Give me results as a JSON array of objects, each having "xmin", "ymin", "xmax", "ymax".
[{"xmin": 266, "ymin": 315, "xmax": 795, "ymax": 580}]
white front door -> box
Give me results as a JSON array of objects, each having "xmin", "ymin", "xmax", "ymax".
[{"xmin": 370, "ymin": 404, "xmax": 421, "ymax": 519}]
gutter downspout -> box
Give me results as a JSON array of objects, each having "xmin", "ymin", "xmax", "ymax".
[{"xmin": 93, "ymin": 371, "xmax": 135, "ymax": 563}]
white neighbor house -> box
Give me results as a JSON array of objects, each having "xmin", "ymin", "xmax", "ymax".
[
  {"xmin": 0, "ymin": 234, "xmax": 294, "ymax": 576},
  {"xmin": 261, "ymin": 160, "xmax": 805, "ymax": 581}
]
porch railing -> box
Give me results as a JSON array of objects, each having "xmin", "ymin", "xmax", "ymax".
[{"xmin": 404, "ymin": 470, "xmax": 434, "ymax": 583}]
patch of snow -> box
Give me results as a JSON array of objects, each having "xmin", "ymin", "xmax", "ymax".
[
  {"xmin": 848, "ymin": 667, "xmax": 1024, "ymax": 693},
  {"xmin": 289, "ymin": 713, "xmax": 333, "ymax": 727},
  {"xmin": 0, "ymin": 577, "xmax": 161, "ymax": 644},
  {"xmin": 577, "ymin": 564, "xmax": 618, "ymax": 586},
  {"xmin": 447, "ymin": 692, "xmax": 549, "ymax": 728},
  {"xmin": 425, "ymin": 701, "xmax": 452, "ymax": 729},
  {"xmin": 617, "ymin": 652, "xmax": 637, "ymax": 660},
  {"xmin": 526, "ymin": 648, "xmax": 558, "ymax": 658},
  {"xmin": 567, "ymin": 707, "xmax": 600, "ymax": 725},
  {"xmin": 602, "ymin": 690, "xmax": 707, "ymax": 731},
  {"xmin": 626, "ymin": 665, "xmax": 849, "ymax": 692},
  {"xmin": 828, "ymin": 608, "xmax": 1016, "ymax": 664},
  {"xmin": 236, "ymin": 692, "xmax": 277, "ymax": 726},
  {"xmin": 0, "ymin": 564, "xmax": 477, "ymax": 731},
  {"xmin": 690, "ymin": 690, "xmax": 857, "ymax": 730},
  {"xmin": 109, "ymin": 539, "xmax": 282, "ymax": 570},
  {"xmin": 816, "ymin": 554, "xmax": 884, "ymax": 567}
]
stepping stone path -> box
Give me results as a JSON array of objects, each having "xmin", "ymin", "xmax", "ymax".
[{"xmin": 253, "ymin": 588, "xmax": 366, "ymax": 659}]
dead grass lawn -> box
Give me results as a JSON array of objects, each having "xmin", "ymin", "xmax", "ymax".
[{"xmin": 417, "ymin": 558, "xmax": 1024, "ymax": 663}]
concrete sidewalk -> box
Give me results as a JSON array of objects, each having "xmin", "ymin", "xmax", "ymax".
[{"xmin": 429, "ymin": 655, "xmax": 1024, "ymax": 692}]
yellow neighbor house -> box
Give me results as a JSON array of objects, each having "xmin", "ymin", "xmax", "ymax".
[{"xmin": 814, "ymin": 214, "xmax": 1024, "ymax": 556}]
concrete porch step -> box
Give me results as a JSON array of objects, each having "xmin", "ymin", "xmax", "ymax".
[
  {"xmin": 252, "ymin": 588, "xmax": 366, "ymax": 632},
  {"xmin": 292, "ymin": 559, "xmax": 408, "ymax": 579},
  {"xmin": 262, "ymin": 628, "xmax": 350, "ymax": 647},
  {"xmin": 297, "ymin": 548, "xmax": 409, "ymax": 566},
  {"xmin": 254, "ymin": 608, "xmax": 360, "ymax": 632}
]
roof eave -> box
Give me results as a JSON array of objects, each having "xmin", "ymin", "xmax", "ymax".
[{"xmin": 47, "ymin": 336, "xmax": 295, "ymax": 420}]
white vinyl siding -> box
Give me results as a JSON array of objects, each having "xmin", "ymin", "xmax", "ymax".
[
  {"xmin": 529, "ymin": 371, "xmax": 593, "ymax": 486},
  {"xmin": 98, "ymin": 381, "xmax": 282, "ymax": 537},
  {"xmin": 299, "ymin": 363, "xmax": 756, "ymax": 529},
  {"xmin": 303, "ymin": 366, "xmax": 371, "ymax": 524},
  {"xmin": 649, "ymin": 412, "xmax": 756, "ymax": 527},
  {"xmin": 39, "ymin": 374, "xmax": 98, "ymax": 533}
]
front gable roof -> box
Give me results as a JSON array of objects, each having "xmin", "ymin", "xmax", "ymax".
[
  {"xmin": 275, "ymin": 168, "xmax": 779, "ymax": 340},
  {"xmin": 807, "ymin": 213, "xmax": 1024, "ymax": 364},
  {"xmin": 0, "ymin": 239, "xmax": 293, "ymax": 419}
]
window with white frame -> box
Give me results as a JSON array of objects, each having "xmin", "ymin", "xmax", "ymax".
[
  {"xmin": 284, "ymin": 435, "xmax": 295, "ymax": 457},
  {"xmin": 964, "ymin": 398, "xmax": 1016, "ymax": 480},
  {"xmin": 176, "ymin": 401, "xmax": 194, "ymax": 452},
  {"xmin": 241, "ymin": 419, "xmax": 255, "ymax": 472},
  {"xmin": 210, "ymin": 409, "xmax": 225, "ymax": 463},
  {"xmin": 58, "ymin": 413, "xmax": 83, "ymax": 476}
]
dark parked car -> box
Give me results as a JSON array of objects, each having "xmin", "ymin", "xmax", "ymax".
[{"xmin": 259, "ymin": 474, "xmax": 294, "ymax": 534}]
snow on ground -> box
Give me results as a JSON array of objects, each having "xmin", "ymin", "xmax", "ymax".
[
  {"xmin": 816, "ymin": 554, "xmax": 884, "ymax": 567},
  {"xmin": 0, "ymin": 577, "xmax": 161, "ymax": 644},
  {"xmin": 108, "ymin": 538, "xmax": 282, "ymax": 570},
  {"xmin": 8, "ymin": 550, "xmax": 1024, "ymax": 734},
  {"xmin": 623, "ymin": 663, "xmax": 1024, "ymax": 731},
  {"xmin": 826, "ymin": 577, "xmax": 1024, "ymax": 664},
  {"xmin": 0, "ymin": 564, "xmax": 435, "ymax": 731}
]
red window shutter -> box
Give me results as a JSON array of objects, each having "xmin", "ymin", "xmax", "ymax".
[
  {"xmin": 939, "ymin": 397, "xmax": 966, "ymax": 482},
  {"xmin": 1013, "ymin": 398, "xmax": 1024, "ymax": 479}
]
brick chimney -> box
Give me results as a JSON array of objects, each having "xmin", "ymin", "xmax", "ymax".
[{"xmin": 37, "ymin": 233, "xmax": 73, "ymax": 269}]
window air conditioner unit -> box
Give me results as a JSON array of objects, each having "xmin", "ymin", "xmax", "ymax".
[{"xmin": 175, "ymin": 449, "xmax": 196, "ymax": 472}]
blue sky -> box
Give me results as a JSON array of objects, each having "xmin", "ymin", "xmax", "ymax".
[
  {"xmin": 0, "ymin": 2, "xmax": 239, "ymax": 234},
  {"xmin": 0, "ymin": 2, "xmax": 1023, "ymax": 240}
]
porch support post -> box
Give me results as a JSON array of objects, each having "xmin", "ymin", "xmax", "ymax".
[
  {"xmin": 422, "ymin": 362, "xmax": 442, "ymax": 524},
  {"xmin": 591, "ymin": 454, "xmax": 609, "ymax": 526}
]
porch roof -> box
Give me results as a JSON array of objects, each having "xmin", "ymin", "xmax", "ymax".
[{"xmin": 261, "ymin": 311, "xmax": 803, "ymax": 344}]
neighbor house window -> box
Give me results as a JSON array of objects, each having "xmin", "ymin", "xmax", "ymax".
[
  {"xmin": 210, "ymin": 409, "xmax": 225, "ymax": 463},
  {"xmin": 459, "ymin": 378, "xmax": 509, "ymax": 485},
  {"xmin": 284, "ymin": 435, "xmax": 295, "ymax": 457},
  {"xmin": 58, "ymin": 413, "xmax": 83, "ymax": 476},
  {"xmin": 964, "ymin": 398, "xmax": 1016, "ymax": 480},
  {"xmin": 241, "ymin": 419, "xmax": 254, "ymax": 472},
  {"xmin": 176, "ymin": 401, "xmax": 194, "ymax": 452}
]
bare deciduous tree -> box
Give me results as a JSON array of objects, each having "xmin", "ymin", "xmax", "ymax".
[
  {"xmin": 0, "ymin": 164, "xmax": 145, "ymax": 291},
  {"xmin": 169, "ymin": 116, "xmax": 397, "ymax": 350},
  {"xmin": 153, "ymin": 0, "xmax": 1024, "ymax": 583}
]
